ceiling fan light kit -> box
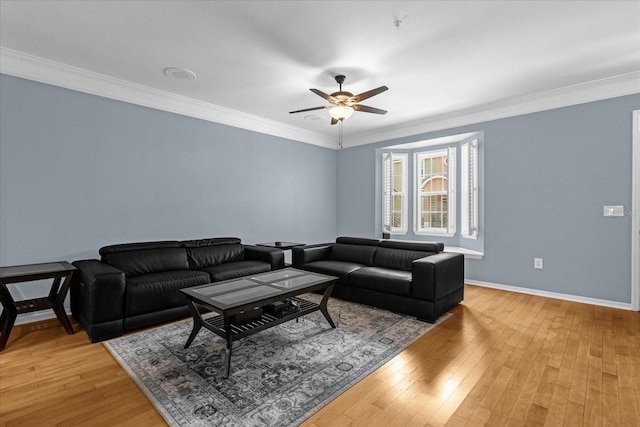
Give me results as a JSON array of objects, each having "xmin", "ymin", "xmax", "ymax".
[
  {"xmin": 329, "ymin": 105, "xmax": 354, "ymax": 121},
  {"xmin": 290, "ymin": 74, "xmax": 388, "ymax": 126}
]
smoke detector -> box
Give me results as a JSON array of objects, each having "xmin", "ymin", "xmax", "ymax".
[{"xmin": 163, "ymin": 67, "xmax": 197, "ymax": 80}]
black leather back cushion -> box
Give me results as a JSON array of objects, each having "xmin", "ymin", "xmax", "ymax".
[
  {"xmin": 379, "ymin": 240, "xmax": 444, "ymax": 252},
  {"xmin": 102, "ymin": 247, "xmax": 189, "ymax": 276},
  {"xmin": 336, "ymin": 236, "xmax": 381, "ymax": 246},
  {"xmin": 374, "ymin": 247, "xmax": 435, "ymax": 271},
  {"xmin": 186, "ymin": 244, "xmax": 244, "ymax": 269},
  {"xmin": 182, "ymin": 237, "xmax": 241, "ymax": 248},
  {"xmin": 330, "ymin": 243, "xmax": 377, "ymax": 266},
  {"xmin": 99, "ymin": 241, "xmax": 182, "ymax": 256}
]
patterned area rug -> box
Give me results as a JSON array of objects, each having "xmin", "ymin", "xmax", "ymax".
[{"xmin": 105, "ymin": 294, "xmax": 447, "ymax": 427}]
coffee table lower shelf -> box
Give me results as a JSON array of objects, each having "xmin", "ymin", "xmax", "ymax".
[{"xmin": 198, "ymin": 296, "xmax": 317, "ymax": 340}]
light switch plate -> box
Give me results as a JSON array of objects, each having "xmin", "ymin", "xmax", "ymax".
[{"xmin": 603, "ymin": 205, "xmax": 624, "ymax": 217}]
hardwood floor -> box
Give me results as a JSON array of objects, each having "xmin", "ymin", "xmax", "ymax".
[{"xmin": 1, "ymin": 284, "xmax": 639, "ymax": 426}]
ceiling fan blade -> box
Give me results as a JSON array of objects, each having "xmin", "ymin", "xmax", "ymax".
[
  {"xmin": 331, "ymin": 117, "xmax": 339, "ymax": 125},
  {"xmin": 351, "ymin": 86, "xmax": 388, "ymax": 103},
  {"xmin": 289, "ymin": 106, "xmax": 327, "ymax": 114},
  {"xmin": 353, "ymin": 104, "xmax": 387, "ymax": 115},
  {"xmin": 310, "ymin": 88, "xmax": 336, "ymax": 102}
]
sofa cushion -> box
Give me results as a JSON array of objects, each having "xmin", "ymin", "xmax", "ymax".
[
  {"xmin": 125, "ymin": 270, "xmax": 210, "ymax": 317},
  {"xmin": 102, "ymin": 247, "xmax": 189, "ymax": 276},
  {"xmin": 201, "ymin": 261, "xmax": 270, "ymax": 282},
  {"xmin": 298, "ymin": 260, "xmax": 364, "ymax": 283},
  {"xmin": 99, "ymin": 241, "xmax": 182, "ymax": 256},
  {"xmin": 349, "ymin": 267, "xmax": 412, "ymax": 297},
  {"xmin": 181, "ymin": 237, "xmax": 242, "ymax": 247},
  {"xmin": 374, "ymin": 247, "xmax": 436, "ymax": 271},
  {"xmin": 330, "ymin": 244, "xmax": 377, "ymax": 266},
  {"xmin": 186, "ymin": 244, "xmax": 245, "ymax": 269},
  {"xmin": 379, "ymin": 240, "xmax": 444, "ymax": 252},
  {"xmin": 336, "ymin": 237, "xmax": 381, "ymax": 246}
]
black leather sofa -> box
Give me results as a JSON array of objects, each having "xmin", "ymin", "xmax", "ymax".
[
  {"xmin": 70, "ymin": 237, "xmax": 284, "ymax": 342},
  {"xmin": 292, "ymin": 237, "xmax": 464, "ymax": 322}
]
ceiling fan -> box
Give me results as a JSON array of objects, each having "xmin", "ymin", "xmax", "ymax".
[{"xmin": 289, "ymin": 75, "xmax": 388, "ymax": 125}]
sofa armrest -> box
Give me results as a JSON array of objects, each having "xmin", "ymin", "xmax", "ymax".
[
  {"xmin": 244, "ymin": 245, "xmax": 285, "ymax": 270},
  {"xmin": 71, "ymin": 259, "xmax": 126, "ymax": 328},
  {"xmin": 411, "ymin": 252, "xmax": 464, "ymax": 301},
  {"xmin": 292, "ymin": 244, "xmax": 333, "ymax": 266}
]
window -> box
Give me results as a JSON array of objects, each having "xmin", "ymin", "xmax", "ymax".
[
  {"xmin": 415, "ymin": 148, "xmax": 456, "ymax": 235},
  {"xmin": 382, "ymin": 153, "xmax": 408, "ymax": 234},
  {"xmin": 379, "ymin": 132, "xmax": 481, "ymax": 241},
  {"xmin": 461, "ymin": 139, "xmax": 478, "ymax": 239}
]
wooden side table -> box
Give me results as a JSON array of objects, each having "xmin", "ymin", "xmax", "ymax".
[
  {"xmin": 0, "ymin": 261, "xmax": 76, "ymax": 351},
  {"xmin": 256, "ymin": 242, "xmax": 305, "ymax": 251},
  {"xmin": 256, "ymin": 242, "xmax": 305, "ymax": 267}
]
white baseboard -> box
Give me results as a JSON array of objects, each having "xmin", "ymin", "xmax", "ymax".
[{"xmin": 465, "ymin": 279, "xmax": 633, "ymax": 311}]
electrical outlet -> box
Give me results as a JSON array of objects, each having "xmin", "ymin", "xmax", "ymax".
[
  {"xmin": 534, "ymin": 258, "xmax": 543, "ymax": 269},
  {"xmin": 603, "ymin": 205, "xmax": 624, "ymax": 217}
]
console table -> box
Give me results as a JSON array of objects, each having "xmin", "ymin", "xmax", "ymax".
[{"xmin": 0, "ymin": 261, "xmax": 76, "ymax": 351}]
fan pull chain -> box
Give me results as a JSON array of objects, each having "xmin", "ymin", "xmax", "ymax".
[{"xmin": 338, "ymin": 120, "xmax": 343, "ymax": 149}]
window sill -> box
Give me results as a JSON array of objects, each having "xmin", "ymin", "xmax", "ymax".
[
  {"xmin": 444, "ymin": 246, "xmax": 484, "ymax": 259},
  {"xmin": 415, "ymin": 231, "xmax": 456, "ymax": 238}
]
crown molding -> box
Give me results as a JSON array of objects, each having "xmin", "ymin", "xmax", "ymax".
[
  {"xmin": 2, "ymin": 48, "xmax": 638, "ymax": 151},
  {"xmin": 0, "ymin": 48, "xmax": 337, "ymax": 149},
  {"xmin": 345, "ymin": 71, "xmax": 640, "ymax": 148}
]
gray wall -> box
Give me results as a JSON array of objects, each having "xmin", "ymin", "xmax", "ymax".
[
  {"xmin": 0, "ymin": 74, "xmax": 337, "ymax": 304},
  {"xmin": 337, "ymin": 94, "xmax": 639, "ymax": 304},
  {"xmin": 1, "ymin": 72, "xmax": 637, "ymax": 312}
]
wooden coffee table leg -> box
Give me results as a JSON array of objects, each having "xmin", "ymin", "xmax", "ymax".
[
  {"xmin": 319, "ymin": 284, "xmax": 336, "ymax": 328},
  {"xmin": 223, "ymin": 344, "xmax": 233, "ymax": 379},
  {"xmin": 184, "ymin": 301, "xmax": 203, "ymax": 349},
  {"xmin": 223, "ymin": 315, "xmax": 233, "ymax": 379}
]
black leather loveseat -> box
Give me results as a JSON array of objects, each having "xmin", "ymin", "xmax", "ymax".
[
  {"xmin": 70, "ymin": 237, "xmax": 284, "ymax": 342},
  {"xmin": 292, "ymin": 237, "xmax": 464, "ymax": 322}
]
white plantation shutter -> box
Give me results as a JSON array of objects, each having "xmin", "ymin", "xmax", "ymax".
[
  {"xmin": 447, "ymin": 147, "xmax": 457, "ymax": 235},
  {"xmin": 469, "ymin": 139, "xmax": 478, "ymax": 236},
  {"xmin": 461, "ymin": 139, "xmax": 478, "ymax": 238},
  {"xmin": 382, "ymin": 152, "xmax": 392, "ymax": 235}
]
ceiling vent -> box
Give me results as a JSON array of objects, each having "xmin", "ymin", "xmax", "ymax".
[{"xmin": 163, "ymin": 67, "xmax": 197, "ymax": 80}]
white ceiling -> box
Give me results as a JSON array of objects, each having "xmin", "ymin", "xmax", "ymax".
[{"xmin": 1, "ymin": 1, "xmax": 639, "ymax": 148}]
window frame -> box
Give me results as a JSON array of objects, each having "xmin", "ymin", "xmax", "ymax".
[
  {"xmin": 377, "ymin": 131, "xmax": 482, "ymax": 246},
  {"xmin": 414, "ymin": 148, "xmax": 456, "ymax": 236}
]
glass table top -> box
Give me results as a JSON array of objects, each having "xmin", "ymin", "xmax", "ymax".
[{"xmin": 183, "ymin": 268, "xmax": 334, "ymax": 309}]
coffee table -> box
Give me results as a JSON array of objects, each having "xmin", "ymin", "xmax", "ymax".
[{"xmin": 180, "ymin": 268, "xmax": 337, "ymax": 378}]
